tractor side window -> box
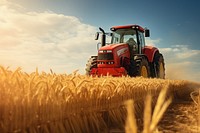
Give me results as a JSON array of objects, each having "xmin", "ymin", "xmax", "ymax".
[
  {"xmin": 112, "ymin": 33, "xmax": 120, "ymax": 44},
  {"xmin": 106, "ymin": 35, "xmax": 112, "ymax": 44},
  {"xmin": 138, "ymin": 31, "xmax": 145, "ymax": 48}
]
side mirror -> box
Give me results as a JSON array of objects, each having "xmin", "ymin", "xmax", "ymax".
[
  {"xmin": 95, "ymin": 32, "xmax": 99, "ymax": 40},
  {"xmin": 145, "ymin": 29, "xmax": 150, "ymax": 37}
]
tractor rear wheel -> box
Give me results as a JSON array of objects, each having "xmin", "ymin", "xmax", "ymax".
[
  {"xmin": 155, "ymin": 54, "xmax": 165, "ymax": 79},
  {"xmin": 85, "ymin": 56, "xmax": 97, "ymax": 75},
  {"xmin": 130, "ymin": 56, "xmax": 150, "ymax": 78}
]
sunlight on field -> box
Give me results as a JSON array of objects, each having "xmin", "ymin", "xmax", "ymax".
[{"xmin": 0, "ymin": 66, "xmax": 200, "ymax": 133}]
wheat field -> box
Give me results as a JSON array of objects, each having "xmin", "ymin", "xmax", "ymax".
[{"xmin": 0, "ymin": 66, "xmax": 200, "ymax": 133}]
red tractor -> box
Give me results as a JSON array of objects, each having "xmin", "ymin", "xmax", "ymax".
[{"xmin": 86, "ymin": 24, "xmax": 165, "ymax": 78}]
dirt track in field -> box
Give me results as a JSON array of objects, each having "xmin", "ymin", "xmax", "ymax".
[
  {"xmin": 110, "ymin": 99, "xmax": 200, "ymax": 133},
  {"xmin": 158, "ymin": 101, "xmax": 199, "ymax": 133},
  {"xmin": 110, "ymin": 101, "xmax": 200, "ymax": 133}
]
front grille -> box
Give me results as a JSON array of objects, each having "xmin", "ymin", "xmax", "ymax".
[{"xmin": 98, "ymin": 53, "xmax": 114, "ymax": 60}]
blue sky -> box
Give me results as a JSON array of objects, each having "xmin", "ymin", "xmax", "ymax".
[
  {"xmin": 12, "ymin": 0, "xmax": 200, "ymax": 49},
  {"xmin": 1, "ymin": 0, "xmax": 200, "ymax": 81}
]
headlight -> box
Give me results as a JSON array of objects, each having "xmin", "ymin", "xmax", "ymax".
[{"xmin": 98, "ymin": 50, "xmax": 112, "ymax": 53}]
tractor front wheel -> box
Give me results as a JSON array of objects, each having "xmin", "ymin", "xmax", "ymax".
[
  {"xmin": 85, "ymin": 56, "xmax": 97, "ymax": 75},
  {"xmin": 130, "ymin": 56, "xmax": 150, "ymax": 78}
]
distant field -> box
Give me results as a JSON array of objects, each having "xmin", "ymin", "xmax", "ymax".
[{"xmin": 0, "ymin": 66, "xmax": 200, "ymax": 133}]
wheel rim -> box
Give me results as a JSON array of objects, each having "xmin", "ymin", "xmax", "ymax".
[
  {"xmin": 159, "ymin": 62, "xmax": 165, "ymax": 78},
  {"xmin": 141, "ymin": 66, "xmax": 148, "ymax": 78}
]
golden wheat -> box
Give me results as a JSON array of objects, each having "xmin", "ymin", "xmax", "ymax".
[
  {"xmin": 191, "ymin": 89, "xmax": 200, "ymax": 132},
  {"xmin": 198, "ymin": 90, "xmax": 200, "ymax": 132},
  {"xmin": 0, "ymin": 66, "xmax": 200, "ymax": 133}
]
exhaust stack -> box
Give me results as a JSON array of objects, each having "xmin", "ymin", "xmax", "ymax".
[{"xmin": 99, "ymin": 27, "xmax": 106, "ymax": 47}]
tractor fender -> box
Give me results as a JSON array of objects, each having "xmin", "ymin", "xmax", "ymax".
[
  {"xmin": 142, "ymin": 46, "xmax": 159, "ymax": 62},
  {"xmin": 133, "ymin": 54, "xmax": 149, "ymax": 63}
]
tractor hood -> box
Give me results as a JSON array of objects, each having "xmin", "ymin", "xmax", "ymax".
[
  {"xmin": 99, "ymin": 43, "xmax": 128, "ymax": 51},
  {"xmin": 98, "ymin": 43, "xmax": 130, "ymax": 68}
]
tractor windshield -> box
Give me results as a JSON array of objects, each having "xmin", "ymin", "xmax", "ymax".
[{"xmin": 111, "ymin": 29, "xmax": 137, "ymax": 44}]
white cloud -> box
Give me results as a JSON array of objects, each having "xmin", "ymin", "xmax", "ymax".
[
  {"xmin": 0, "ymin": 1, "xmax": 98, "ymax": 74},
  {"xmin": 160, "ymin": 45, "xmax": 200, "ymax": 82},
  {"xmin": 145, "ymin": 38, "xmax": 161, "ymax": 47},
  {"xmin": 160, "ymin": 45, "xmax": 200, "ymax": 61},
  {"xmin": 173, "ymin": 45, "xmax": 200, "ymax": 59}
]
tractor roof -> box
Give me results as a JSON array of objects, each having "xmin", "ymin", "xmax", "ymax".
[{"xmin": 111, "ymin": 25, "xmax": 145, "ymax": 32}]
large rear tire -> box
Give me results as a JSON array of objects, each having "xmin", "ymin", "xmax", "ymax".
[
  {"xmin": 129, "ymin": 56, "xmax": 150, "ymax": 78},
  {"xmin": 154, "ymin": 53, "xmax": 165, "ymax": 79},
  {"xmin": 85, "ymin": 56, "xmax": 97, "ymax": 75}
]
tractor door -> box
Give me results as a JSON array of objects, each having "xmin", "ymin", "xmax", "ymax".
[{"xmin": 138, "ymin": 31, "xmax": 145, "ymax": 54}]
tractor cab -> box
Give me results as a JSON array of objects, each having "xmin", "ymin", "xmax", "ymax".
[
  {"xmin": 110, "ymin": 25, "xmax": 150, "ymax": 56},
  {"xmin": 95, "ymin": 25, "xmax": 150, "ymax": 58}
]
